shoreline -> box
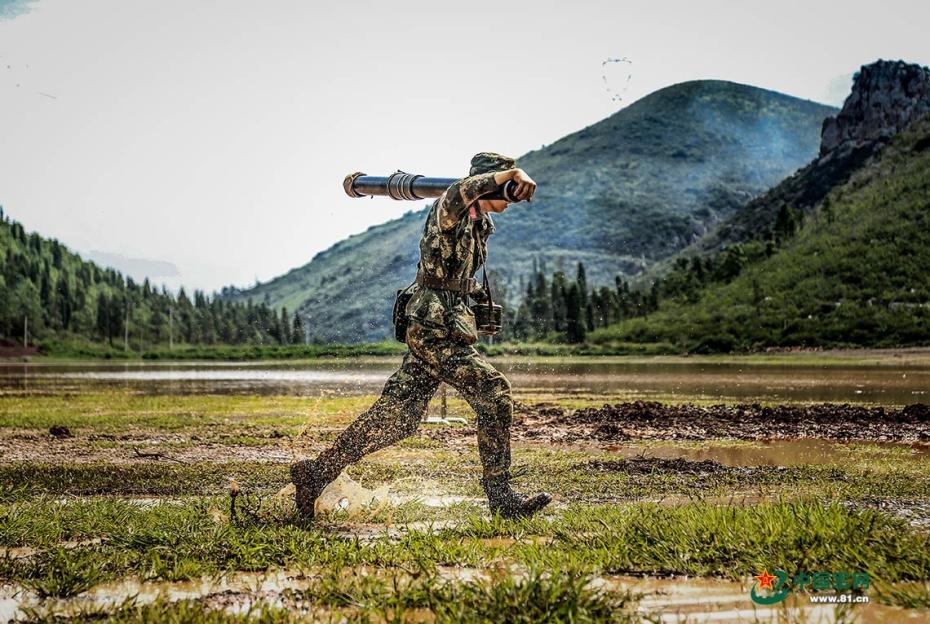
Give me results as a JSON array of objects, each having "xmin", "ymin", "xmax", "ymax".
[{"xmin": 5, "ymin": 346, "xmax": 930, "ymax": 367}]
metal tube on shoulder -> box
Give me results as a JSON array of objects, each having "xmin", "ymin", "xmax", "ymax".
[{"xmin": 343, "ymin": 171, "xmax": 521, "ymax": 202}]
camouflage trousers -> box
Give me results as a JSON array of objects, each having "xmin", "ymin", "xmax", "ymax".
[{"xmin": 316, "ymin": 319, "xmax": 512, "ymax": 481}]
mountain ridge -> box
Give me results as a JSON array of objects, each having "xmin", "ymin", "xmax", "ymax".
[
  {"xmin": 591, "ymin": 113, "xmax": 930, "ymax": 351},
  {"xmin": 679, "ymin": 60, "xmax": 930, "ymax": 256},
  {"xmin": 226, "ymin": 80, "xmax": 835, "ymax": 342}
]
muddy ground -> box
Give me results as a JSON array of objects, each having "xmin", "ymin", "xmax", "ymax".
[
  {"xmin": 2, "ymin": 400, "xmax": 930, "ymax": 466},
  {"xmin": 507, "ymin": 400, "xmax": 930, "ymax": 443},
  {"xmin": 3, "ymin": 386, "xmax": 930, "ymax": 621}
]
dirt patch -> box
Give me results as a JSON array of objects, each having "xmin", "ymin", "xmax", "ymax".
[
  {"xmin": 0, "ymin": 344, "xmax": 40, "ymax": 358},
  {"xmin": 577, "ymin": 457, "xmax": 817, "ymax": 491},
  {"xmin": 0, "ymin": 433, "xmax": 303, "ymax": 465},
  {"xmin": 585, "ymin": 457, "xmax": 744, "ymax": 477},
  {"xmin": 512, "ymin": 400, "xmax": 930, "ymax": 443}
]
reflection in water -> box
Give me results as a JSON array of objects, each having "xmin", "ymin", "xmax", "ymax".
[
  {"xmin": 1, "ymin": 359, "xmax": 929, "ymax": 405},
  {"xmin": 0, "ymin": 566, "xmax": 912, "ymax": 623}
]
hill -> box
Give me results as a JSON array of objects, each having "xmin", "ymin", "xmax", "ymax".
[
  {"xmin": 683, "ymin": 60, "xmax": 930, "ymax": 256},
  {"xmin": 589, "ymin": 113, "xmax": 930, "ymax": 352},
  {"xmin": 226, "ymin": 81, "xmax": 835, "ymax": 342}
]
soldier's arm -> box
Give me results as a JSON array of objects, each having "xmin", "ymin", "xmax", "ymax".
[{"xmin": 437, "ymin": 169, "xmax": 535, "ymax": 230}]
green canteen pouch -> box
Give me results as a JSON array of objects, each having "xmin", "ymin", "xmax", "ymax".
[{"xmin": 392, "ymin": 283, "xmax": 416, "ymax": 342}]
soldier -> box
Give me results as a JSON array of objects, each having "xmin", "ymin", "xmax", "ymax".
[{"xmin": 291, "ymin": 152, "xmax": 551, "ymax": 518}]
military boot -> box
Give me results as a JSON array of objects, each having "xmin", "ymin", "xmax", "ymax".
[
  {"xmin": 290, "ymin": 458, "xmax": 337, "ymax": 518},
  {"xmin": 481, "ymin": 475, "xmax": 552, "ymax": 519}
]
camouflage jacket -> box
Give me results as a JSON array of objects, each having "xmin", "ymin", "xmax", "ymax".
[{"xmin": 404, "ymin": 172, "xmax": 500, "ymax": 336}]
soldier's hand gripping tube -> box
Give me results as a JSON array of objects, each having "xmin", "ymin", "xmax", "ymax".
[{"xmin": 344, "ymin": 171, "xmax": 523, "ymax": 203}]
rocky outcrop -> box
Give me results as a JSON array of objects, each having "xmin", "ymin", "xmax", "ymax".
[
  {"xmin": 821, "ymin": 60, "xmax": 930, "ymax": 155},
  {"xmin": 695, "ymin": 59, "xmax": 930, "ymax": 250}
]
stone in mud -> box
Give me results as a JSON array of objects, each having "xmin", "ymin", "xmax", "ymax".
[
  {"xmin": 591, "ymin": 423, "xmax": 631, "ymax": 441},
  {"xmin": 49, "ymin": 425, "xmax": 72, "ymax": 438}
]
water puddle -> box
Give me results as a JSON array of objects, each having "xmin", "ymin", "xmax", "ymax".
[
  {"xmin": 0, "ymin": 570, "xmax": 312, "ymax": 622},
  {"xmin": 603, "ymin": 439, "xmax": 930, "ymax": 467},
  {"xmin": 5, "ymin": 357, "xmax": 930, "ymax": 404},
  {"xmin": 0, "ymin": 568, "xmax": 918, "ymax": 622},
  {"xmin": 0, "ymin": 539, "xmax": 102, "ymax": 561},
  {"xmin": 595, "ymin": 575, "xmax": 915, "ymax": 623},
  {"xmin": 272, "ymin": 473, "xmax": 479, "ymax": 520}
]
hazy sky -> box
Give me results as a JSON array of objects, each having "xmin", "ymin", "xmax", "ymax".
[{"xmin": 2, "ymin": 0, "xmax": 928, "ymax": 292}]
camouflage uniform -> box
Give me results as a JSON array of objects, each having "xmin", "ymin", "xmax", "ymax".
[{"xmin": 313, "ymin": 167, "xmax": 514, "ymax": 482}]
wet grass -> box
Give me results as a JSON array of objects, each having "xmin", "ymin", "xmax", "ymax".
[
  {"xmin": 2, "ymin": 389, "xmax": 929, "ymax": 619},
  {"xmin": 3, "ymin": 438, "xmax": 930, "ymax": 502},
  {"xmin": 22, "ymin": 600, "xmax": 302, "ymax": 623},
  {"xmin": 0, "ymin": 462, "xmax": 291, "ymax": 499},
  {"xmin": 297, "ymin": 568, "xmax": 643, "ymax": 624},
  {"xmin": 21, "ymin": 571, "xmax": 644, "ymax": 623},
  {"xmin": 1, "ymin": 497, "xmax": 928, "ymax": 600},
  {"xmin": 0, "ymin": 394, "xmax": 369, "ymax": 431}
]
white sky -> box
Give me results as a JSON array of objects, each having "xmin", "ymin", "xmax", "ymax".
[{"xmin": 1, "ymin": 0, "xmax": 928, "ymax": 292}]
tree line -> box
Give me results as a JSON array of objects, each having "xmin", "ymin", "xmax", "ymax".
[
  {"xmin": 0, "ymin": 209, "xmax": 306, "ymax": 351},
  {"xmin": 501, "ymin": 233, "xmax": 779, "ymax": 345},
  {"xmin": 500, "ymin": 262, "xmax": 652, "ymax": 344}
]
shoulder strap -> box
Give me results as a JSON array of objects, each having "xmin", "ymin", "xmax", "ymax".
[{"xmin": 482, "ymin": 267, "xmax": 494, "ymax": 311}]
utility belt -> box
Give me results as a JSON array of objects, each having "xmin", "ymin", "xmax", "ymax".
[
  {"xmin": 422, "ymin": 270, "xmax": 502, "ymax": 337},
  {"xmin": 391, "ymin": 271, "xmax": 502, "ymax": 342},
  {"xmin": 414, "ymin": 272, "xmax": 477, "ymax": 295}
]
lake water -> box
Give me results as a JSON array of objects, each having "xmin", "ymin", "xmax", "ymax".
[{"xmin": 1, "ymin": 358, "xmax": 928, "ymax": 405}]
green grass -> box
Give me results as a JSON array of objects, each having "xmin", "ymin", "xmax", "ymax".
[
  {"xmin": 4, "ymin": 442, "xmax": 930, "ymax": 502},
  {"xmin": 1, "ymin": 497, "xmax": 927, "ymax": 599},
  {"xmin": 21, "ymin": 600, "xmax": 301, "ymax": 623},
  {"xmin": 0, "ymin": 393, "xmax": 370, "ymax": 430},
  {"xmin": 0, "ymin": 462, "xmax": 291, "ymax": 499}
]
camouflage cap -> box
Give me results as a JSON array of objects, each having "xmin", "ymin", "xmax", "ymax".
[{"xmin": 469, "ymin": 152, "xmax": 516, "ymax": 176}]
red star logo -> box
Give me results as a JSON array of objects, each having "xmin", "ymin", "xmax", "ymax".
[{"xmin": 755, "ymin": 570, "xmax": 777, "ymax": 591}]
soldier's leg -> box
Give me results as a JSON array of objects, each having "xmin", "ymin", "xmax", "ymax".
[
  {"xmin": 437, "ymin": 346, "xmax": 513, "ymax": 480},
  {"xmin": 406, "ymin": 324, "xmax": 551, "ymax": 518},
  {"xmin": 438, "ymin": 345, "xmax": 550, "ymax": 517},
  {"xmin": 291, "ymin": 352, "xmax": 439, "ymax": 516},
  {"xmin": 317, "ymin": 352, "xmax": 439, "ymax": 472},
  {"xmin": 406, "ymin": 321, "xmax": 512, "ymax": 480}
]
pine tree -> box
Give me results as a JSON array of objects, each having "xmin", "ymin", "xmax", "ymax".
[
  {"xmin": 278, "ymin": 306, "xmax": 293, "ymax": 345},
  {"xmin": 565, "ymin": 283, "xmax": 586, "ymax": 343},
  {"xmin": 550, "ymin": 271, "xmax": 567, "ymax": 332},
  {"xmin": 96, "ymin": 293, "xmax": 110, "ymax": 342},
  {"xmin": 530, "ymin": 272, "xmax": 551, "ymax": 338},
  {"xmin": 576, "ymin": 262, "xmax": 588, "ymax": 308},
  {"xmin": 291, "ymin": 311, "xmax": 306, "ymax": 344}
]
